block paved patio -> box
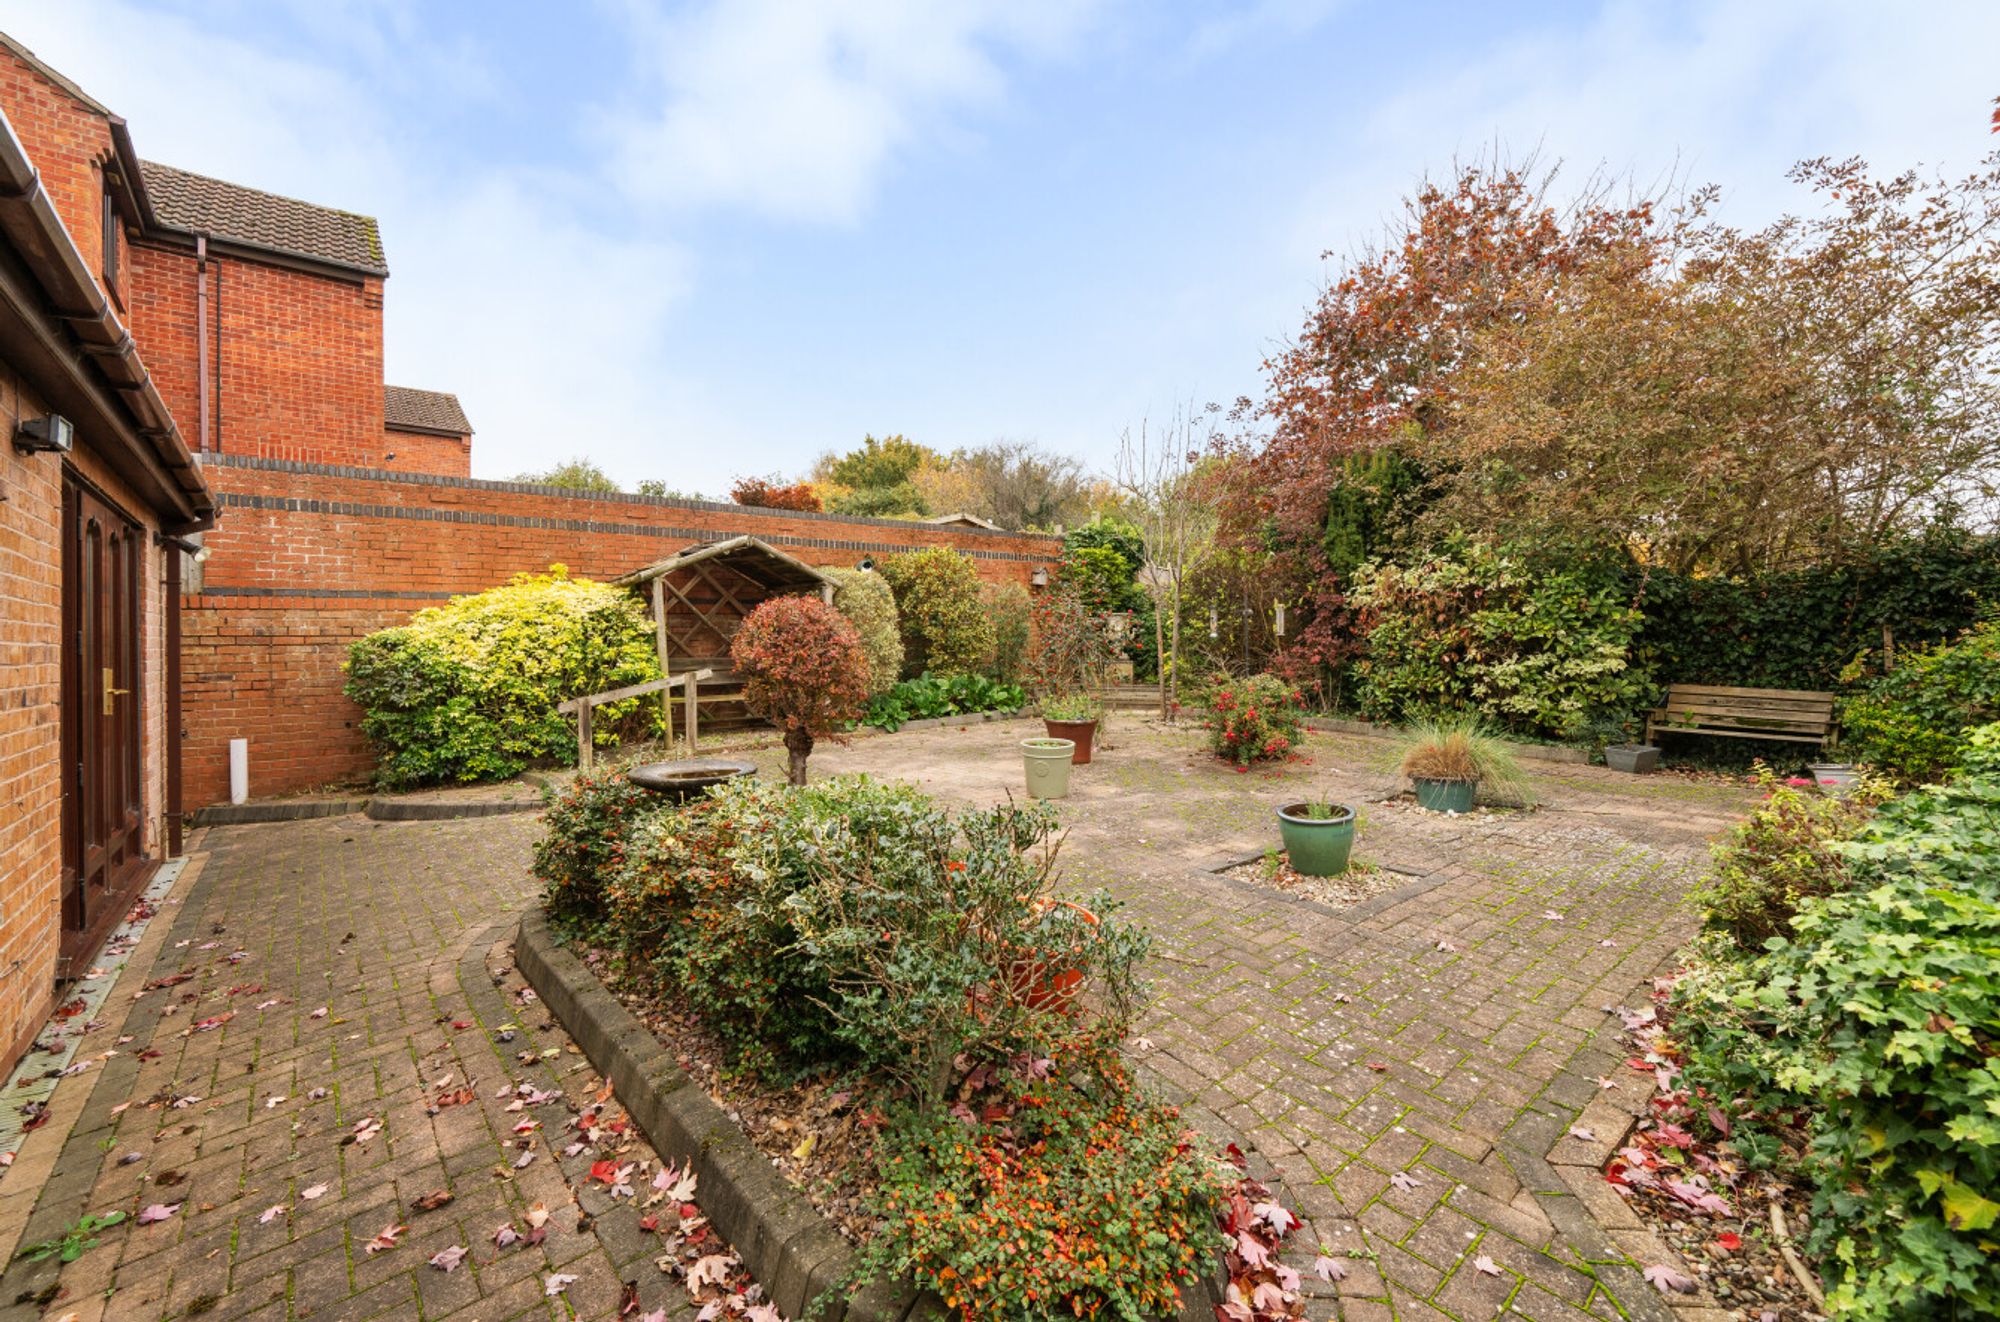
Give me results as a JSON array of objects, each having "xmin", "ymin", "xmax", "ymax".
[{"xmin": 0, "ymin": 719, "xmax": 1757, "ymax": 1321}]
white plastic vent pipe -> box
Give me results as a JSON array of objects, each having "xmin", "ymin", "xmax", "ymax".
[{"xmin": 229, "ymin": 738, "xmax": 248, "ymax": 805}]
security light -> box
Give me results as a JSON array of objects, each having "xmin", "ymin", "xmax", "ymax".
[{"xmin": 14, "ymin": 413, "xmax": 73, "ymax": 454}]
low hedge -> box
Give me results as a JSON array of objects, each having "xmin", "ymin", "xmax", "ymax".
[
  {"xmin": 534, "ymin": 774, "xmax": 1232, "ymax": 1319},
  {"xmin": 1842, "ymin": 619, "xmax": 2000, "ymax": 784},
  {"xmin": 1674, "ymin": 724, "xmax": 2000, "ymax": 1319}
]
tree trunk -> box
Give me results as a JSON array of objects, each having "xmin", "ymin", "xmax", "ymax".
[
  {"xmin": 784, "ymin": 726, "xmax": 813, "ymax": 787},
  {"xmin": 1155, "ymin": 597, "xmax": 1168, "ymax": 720}
]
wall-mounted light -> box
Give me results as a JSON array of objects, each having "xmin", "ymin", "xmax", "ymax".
[
  {"xmin": 856, "ymin": 556, "xmax": 876, "ymax": 572},
  {"xmin": 14, "ymin": 413, "xmax": 73, "ymax": 455},
  {"xmin": 1030, "ymin": 566, "xmax": 1049, "ymax": 587}
]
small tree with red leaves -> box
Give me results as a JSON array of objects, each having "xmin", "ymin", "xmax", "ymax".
[{"xmin": 731, "ymin": 595, "xmax": 872, "ymax": 785}]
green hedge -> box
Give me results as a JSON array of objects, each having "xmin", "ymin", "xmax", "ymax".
[
  {"xmin": 344, "ymin": 568, "xmax": 660, "ymax": 787},
  {"xmin": 1634, "ymin": 532, "xmax": 2000, "ymax": 691},
  {"xmin": 1842, "ymin": 620, "xmax": 2000, "ymax": 784}
]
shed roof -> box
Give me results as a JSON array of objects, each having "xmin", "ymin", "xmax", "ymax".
[
  {"xmin": 922, "ymin": 511, "xmax": 1002, "ymax": 531},
  {"xmin": 614, "ymin": 536, "xmax": 833, "ymax": 595}
]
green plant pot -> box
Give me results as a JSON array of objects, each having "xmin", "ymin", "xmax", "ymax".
[
  {"xmin": 1276, "ymin": 802, "xmax": 1356, "ymax": 877},
  {"xmin": 1412, "ymin": 777, "xmax": 1476, "ymax": 813},
  {"xmin": 1022, "ymin": 739, "xmax": 1075, "ymax": 799}
]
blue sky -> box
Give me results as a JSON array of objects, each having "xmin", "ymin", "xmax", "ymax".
[{"xmin": 3, "ymin": 1, "xmax": 1996, "ymax": 492}]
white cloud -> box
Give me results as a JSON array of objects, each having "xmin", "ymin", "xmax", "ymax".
[{"xmin": 604, "ymin": 0, "xmax": 1100, "ymax": 222}]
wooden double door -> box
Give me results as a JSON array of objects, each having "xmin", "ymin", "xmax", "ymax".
[{"xmin": 59, "ymin": 470, "xmax": 149, "ymax": 975}]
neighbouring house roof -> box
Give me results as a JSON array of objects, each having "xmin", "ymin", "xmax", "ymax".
[
  {"xmin": 139, "ymin": 160, "xmax": 389, "ymax": 276},
  {"xmin": 922, "ymin": 511, "xmax": 1003, "ymax": 531},
  {"xmin": 614, "ymin": 536, "xmax": 834, "ymax": 596},
  {"xmin": 384, "ymin": 385, "xmax": 472, "ymax": 437}
]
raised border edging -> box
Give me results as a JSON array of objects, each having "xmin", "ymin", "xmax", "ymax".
[
  {"xmin": 190, "ymin": 794, "xmax": 542, "ymax": 826},
  {"xmin": 364, "ymin": 796, "xmax": 541, "ymax": 821},
  {"xmin": 514, "ymin": 909, "xmax": 1221, "ymax": 1322}
]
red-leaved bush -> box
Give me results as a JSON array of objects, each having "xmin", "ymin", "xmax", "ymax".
[
  {"xmin": 731, "ymin": 595, "xmax": 872, "ymax": 784},
  {"xmin": 730, "ymin": 476, "xmax": 822, "ymax": 512}
]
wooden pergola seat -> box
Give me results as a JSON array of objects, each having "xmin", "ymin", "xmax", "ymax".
[{"xmin": 560, "ymin": 537, "xmax": 835, "ymax": 765}]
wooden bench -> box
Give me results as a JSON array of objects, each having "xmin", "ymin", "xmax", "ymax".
[{"xmin": 1645, "ymin": 684, "xmax": 1838, "ymax": 748}]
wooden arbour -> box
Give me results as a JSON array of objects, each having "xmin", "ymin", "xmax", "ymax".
[{"xmin": 614, "ymin": 536, "xmax": 835, "ymax": 741}]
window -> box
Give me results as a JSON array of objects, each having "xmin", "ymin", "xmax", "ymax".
[{"xmin": 100, "ymin": 179, "xmax": 120, "ymax": 299}]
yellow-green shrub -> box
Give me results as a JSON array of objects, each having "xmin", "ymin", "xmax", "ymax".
[
  {"xmin": 344, "ymin": 567, "xmax": 660, "ymax": 787},
  {"xmin": 823, "ymin": 567, "xmax": 904, "ymax": 694}
]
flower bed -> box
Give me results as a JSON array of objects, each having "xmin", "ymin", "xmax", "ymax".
[
  {"xmin": 534, "ymin": 769, "xmax": 1319, "ymax": 1320},
  {"xmin": 1620, "ymin": 727, "xmax": 2000, "ymax": 1321}
]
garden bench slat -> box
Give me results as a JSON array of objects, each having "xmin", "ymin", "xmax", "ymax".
[{"xmin": 1645, "ymin": 682, "xmax": 1837, "ymax": 749}]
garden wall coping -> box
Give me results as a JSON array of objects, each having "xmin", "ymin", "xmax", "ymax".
[{"xmin": 513, "ymin": 908, "xmax": 1224, "ymax": 1322}]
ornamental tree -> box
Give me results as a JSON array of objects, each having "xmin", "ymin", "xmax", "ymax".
[{"xmin": 731, "ymin": 594, "xmax": 872, "ymax": 785}]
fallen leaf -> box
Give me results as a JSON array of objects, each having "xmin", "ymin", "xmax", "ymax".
[
  {"xmin": 1567, "ymin": 1126, "xmax": 1596, "ymax": 1142},
  {"xmin": 257, "ymin": 1204, "xmax": 286, "ymax": 1225},
  {"xmin": 1643, "ymin": 1263, "xmax": 1696, "ymax": 1295},
  {"xmin": 1312, "ymin": 1254, "xmax": 1346, "ymax": 1282},
  {"xmin": 364, "ymin": 1224, "xmax": 405, "ymax": 1254},
  {"xmin": 493, "ymin": 1224, "xmax": 521, "ymax": 1248},
  {"xmin": 410, "ymin": 1189, "xmax": 455, "ymax": 1213},
  {"xmin": 544, "ymin": 1273, "xmax": 579, "ymax": 1297},
  {"xmin": 1716, "ymin": 1231, "xmax": 1742, "ymax": 1251},
  {"xmin": 300, "ymin": 1183, "xmax": 329, "ymax": 1201},
  {"xmin": 137, "ymin": 1202, "xmax": 182, "ymax": 1225},
  {"xmin": 686, "ymin": 1254, "xmax": 733, "ymax": 1290},
  {"xmin": 1388, "ymin": 1171, "xmax": 1420, "ymax": 1192},
  {"xmin": 428, "ymin": 1245, "xmax": 469, "ymax": 1273},
  {"xmin": 1473, "ymin": 1254, "xmax": 1502, "ymax": 1277}
]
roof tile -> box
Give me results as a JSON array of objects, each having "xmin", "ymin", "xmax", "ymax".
[
  {"xmin": 384, "ymin": 385, "xmax": 472, "ymax": 436},
  {"xmin": 139, "ymin": 160, "xmax": 388, "ymax": 275}
]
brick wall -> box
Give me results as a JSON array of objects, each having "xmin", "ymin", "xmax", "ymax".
[
  {"xmin": 0, "ymin": 47, "xmax": 114, "ymax": 298},
  {"xmin": 380, "ymin": 427, "xmax": 471, "ymax": 478},
  {"xmin": 182, "ymin": 456, "xmax": 1062, "ymax": 806}
]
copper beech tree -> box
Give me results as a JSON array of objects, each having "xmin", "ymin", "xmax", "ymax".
[{"xmin": 730, "ymin": 595, "xmax": 872, "ymax": 785}]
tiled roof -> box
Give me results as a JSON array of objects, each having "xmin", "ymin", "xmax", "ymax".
[
  {"xmin": 138, "ymin": 161, "xmax": 388, "ymax": 276},
  {"xmin": 384, "ymin": 385, "xmax": 472, "ymax": 436}
]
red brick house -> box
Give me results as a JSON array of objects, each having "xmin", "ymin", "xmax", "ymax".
[
  {"xmin": 0, "ymin": 30, "xmax": 1060, "ymax": 976},
  {"xmin": 0, "ymin": 40, "xmax": 214, "ymax": 1072}
]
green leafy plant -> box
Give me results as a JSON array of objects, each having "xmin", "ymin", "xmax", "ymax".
[
  {"xmin": 860, "ymin": 673, "xmax": 1025, "ymax": 732},
  {"xmin": 877, "ymin": 548, "xmax": 997, "ymax": 678},
  {"xmin": 730, "ymin": 595, "xmax": 872, "ymax": 786},
  {"xmin": 343, "ymin": 567, "xmax": 661, "ymax": 788},
  {"xmin": 16, "ymin": 1211, "xmax": 125, "ymax": 1264},
  {"xmin": 1388, "ymin": 713, "xmax": 1534, "ymax": 804},
  {"xmin": 860, "ymin": 1049, "xmax": 1227, "ymax": 1322},
  {"xmin": 1039, "ymin": 691, "xmax": 1102, "ymax": 723},
  {"xmin": 530, "ymin": 762, "xmax": 663, "ymax": 926},
  {"xmin": 980, "ymin": 581, "xmax": 1032, "ymax": 685},
  {"xmin": 822, "ymin": 567, "xmax": 905, "ymax": 695},
  {"xmin": 1842, "ymin": 619, "xmax": 2000, "ymax": 784},
  {"xmin": 1204, "ymin": 674, "xmax": 1305, "ymax": 767},
  {"xmin": 1349, "ymin": 540, "xmax": 1650, "ymax": 742},
  {"xmin": 1674, "ymin": 723, "xmax": 2000, "ymax": 1320},
  {"xmin": 1690, "ymin": 764, "xmax": 1888, "ymax": 950}
]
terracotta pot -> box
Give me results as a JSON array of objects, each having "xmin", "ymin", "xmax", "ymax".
[
  {"xmin": 1043, "ymin": 718, "xmax": 1098, "ymax": 763},
  {"xmin": 1007, "ymin": 899, "xmax": 1099, "ymax": 1011}
]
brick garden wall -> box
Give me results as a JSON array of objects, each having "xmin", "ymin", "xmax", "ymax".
[{"xmin": 183, "ymin": 456, "xmax": 1061, "ymax": 806}]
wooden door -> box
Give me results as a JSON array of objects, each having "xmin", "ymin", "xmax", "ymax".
[{"xmin": 60, "ymin": 471, "xmax": 147, "ymax": 974}]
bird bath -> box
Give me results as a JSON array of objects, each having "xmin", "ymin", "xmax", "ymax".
[{"xmin": 625, "ymin": 758, "xmax": 757, "ymax": 803}]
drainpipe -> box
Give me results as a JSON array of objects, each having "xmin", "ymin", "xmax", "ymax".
[
  {"xmin": 195, "ymin": 233, "xmax": 210, "ymax": 452},
  {"xmin": 163, "ymin": 534, "xmax": 183, "ymax": 855}
]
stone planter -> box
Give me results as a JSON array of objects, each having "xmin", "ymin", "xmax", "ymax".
[
  {"xmin": 1276, "ymin": 802, "xmax": 1356, "ymax": 877},
  {"xmin": 1604, "ymin": 743, "xmax": 1661, "ymax": 775},
  {"xmin": 1022, "ymin": 738, "xmax": 1075, "ymax": 799},
  {"xmin": 1412, "ymin": 777, "xmax": 1477, "ymax": 814},
  {"xmin": 1042, "ymin": 718, "xmax": 1098, "ymax": 764}
]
